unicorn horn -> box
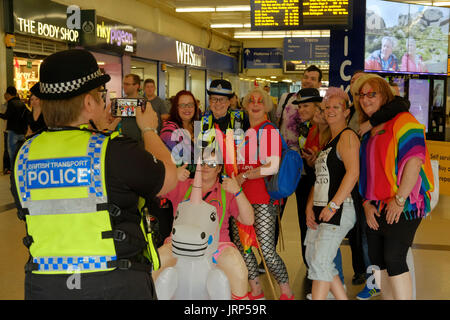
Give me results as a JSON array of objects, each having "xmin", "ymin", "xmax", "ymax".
[{"xmin": 190, "ymin": 159, "xmax": 203, "ymax": 204}]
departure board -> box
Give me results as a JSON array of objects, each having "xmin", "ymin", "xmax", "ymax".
[{"xmin": 250, "ymin": 0, "xmax": 352, "ymax": 31}]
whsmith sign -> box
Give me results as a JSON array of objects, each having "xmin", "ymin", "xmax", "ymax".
[{"xmin": 137, "ymin": 29, "xmax": 238, "ymax": 73}]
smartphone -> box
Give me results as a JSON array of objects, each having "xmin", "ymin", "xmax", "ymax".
[{"xmin": 112, "ymin": 98, "xmax": 146, "ymax": 117}]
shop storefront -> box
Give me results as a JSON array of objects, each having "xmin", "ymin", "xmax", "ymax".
[
  {"xmin": 11, "ymin": 0, "xmax": 79, "ymax": 99},
  {"xmin": 135, "ymin": 29, "xmax": 238, "ymax": 110},
  {"xmin": 85, "ymin": 16, "xmax": 137, "ymax": 99},
  {"xmin": 9, "ymin": 1, "xmax": 135, "ymax": 101}
]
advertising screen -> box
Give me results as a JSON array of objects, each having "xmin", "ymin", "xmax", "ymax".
[
  {"xmin": 408, "ymin": 79, "xmax": 430, "ymax": 132},
  {"xmin": 365, "ymin": 0, "xmax": 449, "ymax": 75}
]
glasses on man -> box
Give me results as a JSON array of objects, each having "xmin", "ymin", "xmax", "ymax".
[
  {"xmin": 178, "ymin": 102, "xmax": 195, "ymax": 109},
  {"xmin": 201, "ymin": 160, "xmax": 219, "ymax": 168},
  {"xmin": 355, "ymin": 91, "xmax": 377, "ymax": 99},
  {"xmin": 210, "ymin": 97, "xmax": 228, "ymax": 104}
]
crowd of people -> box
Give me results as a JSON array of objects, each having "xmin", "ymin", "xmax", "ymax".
[{"xmin": 4, "ymin": 49, "xmax": 434, "ymax": 301}]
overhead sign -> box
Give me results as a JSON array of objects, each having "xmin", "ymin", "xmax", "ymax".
[
  {"xmin": 243, "ymin": 48, "xmax": 283, "ymax": 69},
  {"xmin": 250, "ymin": 0, "xmax": 353, "ymax": 31},
  {"xmin": 283, "ymin": 37, "xmax": 329, "ymax": 61},
  {"xmin": 136, "ymin": 29, "xmax": 237, "ymax": 74},
  {"xmin": 176, "ymin": 41, "xmax": 206, "ymax": 67},
  {"xmin": 302, "ymin": 0, "xmax": 352, "ymax": 28},
  {"xmin": 15, "ymin": 17, "xmax": 79, "ymax": 42},
  {"xmin": 13, "ymin": 0, "xmax": 80, "ymax": 43},
  {"xmin": 93, "ymin": 17, "xmax": 136, "ymax": 54},
  {"xmin": 251, "ymin": 0, "xmax": 300, "ymax": 31}
]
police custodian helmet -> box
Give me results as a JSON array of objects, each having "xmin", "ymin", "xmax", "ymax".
[{"xmin": 30, "ymin": 49, "xmax": 111, "ymax": 100}]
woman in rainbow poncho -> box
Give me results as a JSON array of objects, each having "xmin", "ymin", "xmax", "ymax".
[{"xmin": 354, "ymin": 74, "xmax": 434, "ymax": 300}]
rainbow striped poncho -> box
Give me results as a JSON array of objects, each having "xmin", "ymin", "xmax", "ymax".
[{"xmin": 359, "ymin": 112, "xmax": 434, "ymax": 219}]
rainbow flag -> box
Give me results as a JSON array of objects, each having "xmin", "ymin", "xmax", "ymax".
[
  {"xmin": 235, "ymin": 220, "xmax": 258, "ymax": 253},
  {"xmin": 214, "ymin": 125, "xmax": 238, "ymax": 177}
]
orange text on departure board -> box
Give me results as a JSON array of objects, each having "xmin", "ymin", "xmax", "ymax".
[
  {"xmin": 303, "ymin": 0, "xmax": 349, "ymax": 16},
  {"xmin": 254, "ymin": 0, "xmax": 300, "ymax": 27}
]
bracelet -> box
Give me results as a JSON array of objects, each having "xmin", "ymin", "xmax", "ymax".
[
  {"xmin": 234, "ymin": 188, "xmax": 243, "ymax": 198},
  {"xmin": 142, "ymin": 127, "xmax": 158, "ymax": 135},
  {"xmin": 327, "ymin": 205, "xmax": 337, "ymax": 214},
  {"xmin": 362, "ymin": 199, "xmax": 370, "ymax": 206}
]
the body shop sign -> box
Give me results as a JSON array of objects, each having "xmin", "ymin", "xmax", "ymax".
[
  {"xmin": 95, "ymin": 18, "xmax": 136, "ymax": 54},
  {"xmin": 16, "ymin": 17, "xmax": 79, "ymax": 42},
  {"xmin": 14, "ymin": 0, "xmax": 80, "ymax": 43}
]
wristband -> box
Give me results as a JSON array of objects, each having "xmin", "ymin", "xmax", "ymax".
[
  {"xmin": 362, "ymin": 199, "xmax": 370, "ymax": 206},
  {"xmin": 234, "ymin": 188, "xmax": 243, "ymax": 198},
  {"xmin": 142, "ymin": 127, "xmax": 158, "ymax": 135}
]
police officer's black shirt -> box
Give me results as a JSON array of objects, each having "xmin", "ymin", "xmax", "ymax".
[{"xmin": 10, "ymin": 132, "xmax": 166, "ymax": 260}]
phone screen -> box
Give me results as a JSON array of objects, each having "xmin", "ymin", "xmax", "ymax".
[{"xmin": 112, "ymin": 98, "xmax": 145, "ymax": 117}]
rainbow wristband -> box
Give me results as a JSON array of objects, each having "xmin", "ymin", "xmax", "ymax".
[
  {"xmin": 234, "ymin": 188, "xmax": 243, "ymax": 198},
  {"xmin": 327, "ymin": 204, "xmax": 336, "ymax": 214}
]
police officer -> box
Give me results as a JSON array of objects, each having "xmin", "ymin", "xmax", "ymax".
[
  {"xmin": 10, "ymin": 49, "xmax": 177, "ymax": 300},
  {"xmin": 199, "ymin": 80, "xmax": 249, "ymax": 153}
]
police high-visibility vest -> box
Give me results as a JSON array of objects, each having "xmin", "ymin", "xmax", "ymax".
[
  {"xmin": 198, "ymin": 109, "xmax": 245, "ymax": 149},
  {"xmin": 14, "ymin": 128, "xmax": 159, "ymax": 274}
]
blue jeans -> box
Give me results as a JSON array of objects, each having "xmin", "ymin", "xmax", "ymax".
[{"xmin": 7, "ymin": 131, "xmax": 24, "ymax": 168}]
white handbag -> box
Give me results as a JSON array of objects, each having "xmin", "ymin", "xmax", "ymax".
[{"xmin": 430, "ymin": 160, "xmax": 439, "ymax": 211}]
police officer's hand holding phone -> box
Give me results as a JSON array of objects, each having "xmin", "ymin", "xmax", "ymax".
[
  {"xmin": 98, "ymin": 102, "xmax": 121, "ymax": 131},
  {"xmin": 136, "ymin": 100, "xmax": 158, "ymax": 132}
]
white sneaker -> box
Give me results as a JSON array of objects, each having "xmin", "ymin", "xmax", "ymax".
[{"xmin": 306, "ymin": 284, "xmax": 346, "ymax": 300}]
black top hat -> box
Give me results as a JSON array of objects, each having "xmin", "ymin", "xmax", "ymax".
[
  {"xmin": 292, "ymin": 88, "xmax": 323, "ymax": 105},
  {"xmin": 207, "ymin": 79, "xmax": 233, "ymax": 98},
  {"xmin": 30, "ymin": 49, "xmax": 110, "ymax": 100}
]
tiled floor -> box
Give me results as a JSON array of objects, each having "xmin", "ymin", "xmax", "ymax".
[{"xmin": 0, "ymin": 173, "xmax": 449, "ymax": 300}]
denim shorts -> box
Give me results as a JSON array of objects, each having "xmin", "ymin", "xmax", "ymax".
[{"xmin": 305, "ymin": 201, "xmax": 356, "ymax": 282}]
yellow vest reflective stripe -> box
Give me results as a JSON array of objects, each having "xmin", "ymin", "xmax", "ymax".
[
  {"xmin": 14, "ymin": 130, "xmax": 157, "ymax": 274},
  {"xmin": 199, "ymin": 110, "xmax": 245, "ymax": 148}
]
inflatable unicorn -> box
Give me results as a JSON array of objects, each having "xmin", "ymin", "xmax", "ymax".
[{"xmin": 155, "ymin": 163, "xmax": 231, "ymax": 300}]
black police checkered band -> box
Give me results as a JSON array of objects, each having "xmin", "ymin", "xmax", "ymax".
[
  {"xmin": 209, "ymin": 84, "xmax": 233, "ymax": 95},
  {"xmin": 39, "ymin": 69, "xmax": 103, "ymax": 94}
]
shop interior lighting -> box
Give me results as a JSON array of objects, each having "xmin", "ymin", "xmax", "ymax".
[
  {"xmin": 216, "ymin": 6, "xmax": 251, "ymax": 12},
  {"xmin": 234, "ymin": 30, "xmax": 330, "ymax": 39},
  {"xmin": 176, "ymin": 6, "xmax": 250, "ymax": 13},
  {"xmin": 176, "ymin": 7, "xmax": 215, "ymax": 12},
  {"xmin": 211, "ymin": 23, "xmax": 251, "ymax": 28}
]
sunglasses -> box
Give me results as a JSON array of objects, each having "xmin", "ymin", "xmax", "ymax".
[{"xmin": 201, "ymin": 161, "xmax": 219, "ymax": 168}]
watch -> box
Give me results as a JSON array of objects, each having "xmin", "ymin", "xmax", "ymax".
[
  {"xmin": 328, "ymin": 201, "xmax": 340, "ymax": 210},
  {"xmin": 395, "ymin": 194, "xmax": 406, "ymax": 206},
  {"xmin": 242, "ymin": 172, "xmax": 248, "ymax": 180}
]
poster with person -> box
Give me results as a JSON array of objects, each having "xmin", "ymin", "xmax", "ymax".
[{"xmin": 365, "ymin": 0, "xmax": 449, "ymax": 74}]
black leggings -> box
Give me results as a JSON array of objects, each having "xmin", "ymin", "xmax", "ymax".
[{"xmin": 366, "ymin": 213, "xmax": 421, "ymax": 277}]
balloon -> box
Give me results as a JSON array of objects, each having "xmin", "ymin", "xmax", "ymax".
[{"xmin": 155, "ymin": 163, "xmax": 231, "ymax": 300}]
